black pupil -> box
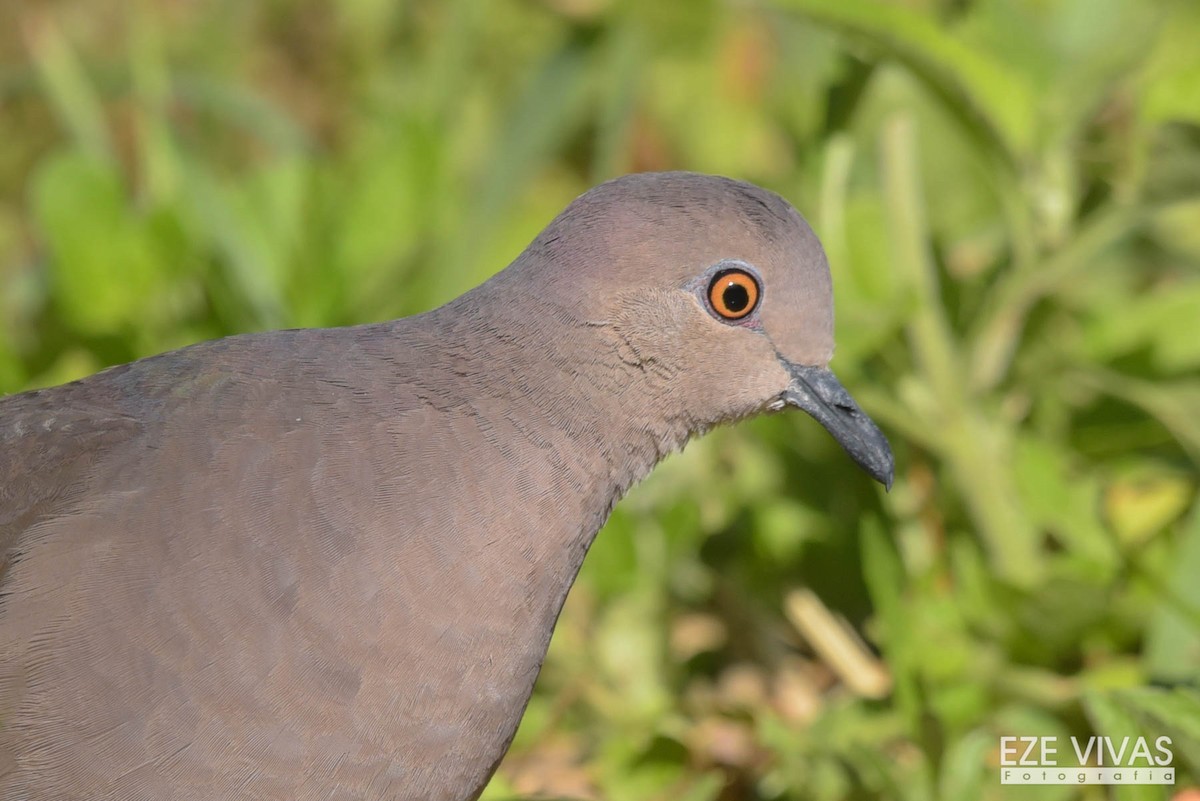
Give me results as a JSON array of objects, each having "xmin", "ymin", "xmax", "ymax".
[{"xmin": 722, "ymin": 282, "xmax": 750, "ymax": 313}]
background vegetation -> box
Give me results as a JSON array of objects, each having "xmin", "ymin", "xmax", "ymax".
[{"xmin": 1, "ymin": 0, "xmax": 1198, "ymax": 799}]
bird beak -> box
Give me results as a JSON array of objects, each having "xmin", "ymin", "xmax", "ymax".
[{"xmin": 781, "ymin": 363, "xmax": 895, "ymax": 490}]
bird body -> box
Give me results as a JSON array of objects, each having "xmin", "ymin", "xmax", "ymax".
[{"xmin": 0, "ymin": 173, "xmax": 892, "ymax": 800}]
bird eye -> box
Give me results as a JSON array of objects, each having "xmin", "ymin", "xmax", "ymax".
[{"xmin": 707, "ymin": 269, "xmax": 760, "ymax": 321}]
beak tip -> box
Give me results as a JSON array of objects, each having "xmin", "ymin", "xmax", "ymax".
[
  {"xmin": 862, "ymin": 447, "xmax": 895, "ymax": 492},
  {"xmin": 781, "ymin": 363, "xmax": 896, "ymax": 492}
]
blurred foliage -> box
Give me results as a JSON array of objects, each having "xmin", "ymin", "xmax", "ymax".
[{"xmin": 1, "ymin": 0, "xmax": 1198, "ymax": 799}]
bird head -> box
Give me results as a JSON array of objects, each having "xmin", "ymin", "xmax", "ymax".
[{"xmin": 505, "ymin": 171, "xmax": 894, "ymax": 489}]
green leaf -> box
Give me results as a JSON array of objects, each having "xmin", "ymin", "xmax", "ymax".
[
  {"xmin": 26, "ymin": 17, "xmax": 112, "ymax": 161},
  {"xmin": 1082, "ymin": 279, "xmax": 1200, "ymax": 373},
  {"xmin": 1083, "ymin": 693, "xmax": 1172, "ymax": 801},
  {"xmin": 1081, "ymin": 371, "xmax": 1200, "ymax": 465},
  {"xmin": 774, "ymin": 0, "xmax": 1035, "ymax": 166},
  {"xmin": 1012, "ymin": 434, "xmax": 1118, "ymax": 574},
  {"xmin": 937, "ymin": 728, "xmax": 991, "ymax": 801},
  {"xmin": 32, "ymin": 152, "xmax": 166, "ymax": 335},
  {"xmin": 1146, "ymin": 504, "xmax": 1200, "ymax": 680},
  {"xmin": 1138, "ymin": 2, "xmax": 1200, "ymax": 128},
  {"xmin": 183, "ymin": 156, "xmax": 309, "ymax": 328}
]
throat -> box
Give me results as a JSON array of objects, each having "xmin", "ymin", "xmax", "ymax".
[
  {"xmin": 407, "ymin": 299, "xmax": 699, "ymax": 588},
  {"xmin": 517, "ymin": 383, "xmax": 695, "ymax": 566},
  {"xmin": 471, "ymin": 345, "xmax": 698, "ymax": 597}
]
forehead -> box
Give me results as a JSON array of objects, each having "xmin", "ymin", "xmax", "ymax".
[{"xmin": 573, "ymin": 175, "xmax": 817, "ymax": 274}]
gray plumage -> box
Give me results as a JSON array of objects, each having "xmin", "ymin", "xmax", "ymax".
[{"xmin": 0, "ymin": 172, "xmax": 892, "ymax": 800}]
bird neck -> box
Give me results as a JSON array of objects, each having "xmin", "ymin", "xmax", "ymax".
[
  {"xmin": 418, "ymin": 290, "xmax": 698, "ymax": 566},
  {"xmin": 358, "ymin": 291, "xmax": 699, "ymax": 784}
]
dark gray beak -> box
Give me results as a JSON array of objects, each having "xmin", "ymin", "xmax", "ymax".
[{"xmin": 782, "ymin": 363, "xmax": 895, "ymax": 490}]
